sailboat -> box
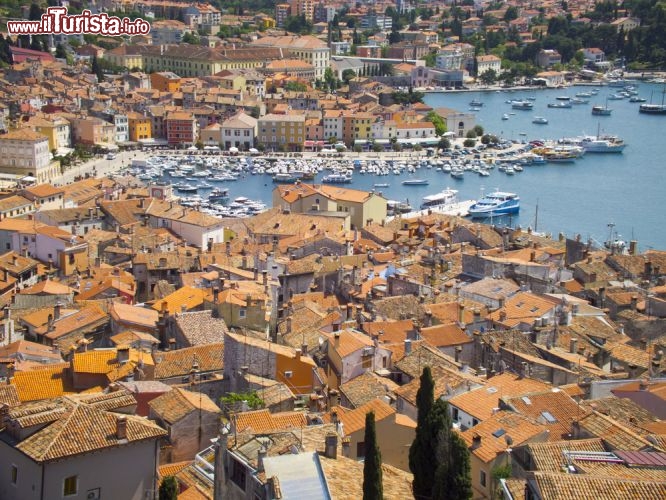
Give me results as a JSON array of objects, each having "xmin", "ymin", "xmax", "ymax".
[
  {"xmin": 639, "ymin": 86, "xmax": 666, "ymax": 114},
  {"xmin": 591, "ymin": 97, "xmax": 612, "ymax": 116}
]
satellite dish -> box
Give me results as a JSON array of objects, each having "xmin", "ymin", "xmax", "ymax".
[{"xmin": 318, "ymin": 336, "xmax": 324, "ymax": 346}]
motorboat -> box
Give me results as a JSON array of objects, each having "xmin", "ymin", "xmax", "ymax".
[
  {"xmin": 532, "ymin": 117, "xmax": 549, "ymax": 124},
  {"xmin": 420, "ymin": 188, "xmax": 459, "ymax": 209},
  {"xmin": 175, "ymin": 183, "xmax": 198, "ymax": 192},
  {"xmin": 402, "ymin": 179, "xmax": 429, "ymax": 186},
  {"xmin": 208, "ymin": 188, "xmax": 230, "ymax": 203},
  {"xmin": 450, "ymin": 168, "xmax": 464, "ymax": 179},
  {"xmin": 322, "ymin": 172, "xmax": 352, "ymax": 183},
  {"xmin": 556, "ymin": 96, "xmax": 571, "ymax": 101},
  {"xmin": 608, "ymin": 93, "xmax": 625, "ymax": 100},
  {"xmin": 571, "ymin": 97, "xmax": 589, "ymax": 104},
  {"xmin": 469, "ymin": 99, "xmax": 483, "ymax": 107},
  {"xmin": 511, "ymin": 100, "xmax": 534, "ymax": 110},
  {"xmin": 502, "ymin": 114, "xmax": 509, "ymax": 120},
  {"xmin": 387, "ymin": 199, "xmax": 412, "ymax": 214},
  {"xmin": 629, "ymin": 96, "xmax": 646, "ymax": 102},
  {"xmin": 548, "ymin": 102, "xmax": 572, "ymax": 108},
  {"xmin": 373, "ymin": 183, "xmax": 390, "ymax": 188},
  {"xmin": 272, "ymin": 172, "xmax": 299, "ymax": 183},
  {"xmin": 468, "ymin": 190, "xmax": 520, "ymax": 218}
]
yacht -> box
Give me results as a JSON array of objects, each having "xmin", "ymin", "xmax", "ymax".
[
  {"xmin": 629, "ymin": 96, "xmax": 646, "ymax": 102},
  {"xmin": 511, "ymin": 100, "xmax": 534, "ymax": 110},
  {"xmin": 208, "ymin": 188, "xmax": 230, "ymax": 203},
  {"xmin": 532, "ymin": 117, "xmax": 549, "ymax": 124},
  {"xmin": 581, "ymin": 135, "xmax": 626, "ymax": 153},
  {"xmin": 639, "ymin": 103, "xmax": 666, "ymax": 114},
  {"xmin": 468, "ymin": 191, "xmax": 520, "ymax": 218},
  {"xmin": 469, "ymin": 98, "xmax": 483, "ymax": 107},
  {"xmin": 272, "ymin": 172, "xmax": 299, "ymax": 183},
  {"xmin": 322, "ymin": 172, "xmax": 352, "ymax": 183},
  {"xmin": 548, "ymin": 102, "xmax": 572, "ymax": 108},
  {"xmin": 420, "ymin": 189, "xmax": 460, "ymax": 209},
  {"xmin": 402, "ymin": 179, "xmax": 429, "ymax": 186}
]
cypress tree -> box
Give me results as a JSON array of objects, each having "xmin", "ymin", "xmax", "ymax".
[
  {"xmin": 409, "ymin": 366, "xmax": 436, "ymax": 498},
  {"xmin": 158, "ymin": 476, "xmax": 178, "ymax": 500},
  {"xmin": 362, "ymin": 411, "xmax": 383, "ymax": 500},
  {"xmin": 432, "ymin": 403, "xmax": 472, "ymax": 500}
]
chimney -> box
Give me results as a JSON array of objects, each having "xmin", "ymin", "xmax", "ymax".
[
  {"xmin": 639, "ymin": 381, "xmax": 649, "ymax": 391},
  {"xmin": 455, "ymin": 346, "xmax": 462, "ymax": 363},
  {"xmin": 53, "ymin": 302, "xmax": 62, "ymax": 321},
  {"xmin": 629, "ymin": 240, "xmax": 638, "ymax": 256},
  {"xmin": 287, "ymin": 317, "xmax": 293, "ymax": 334},
  {"xmin": 213, "ymin": 287, "xmax": 219, "ymax": 303},
  {"xmin": 88, "ymin": 207, "xmax": 94, "ymax": 220},
  {"xmin": 341, "ymin": 437, "xmax": 351, "ymax": 457},
  {"xmin": 569, "ymin": 338, "xmax": 578, "ymax": 354},
  {"xmin": 458, "ymin": 302, "xmax": 465, "ymax": 325},
  {"xmin": 498, "ymin": 297, "xmax": 506, "ymax": 309},
  {"xmin": 424, "ymin": 309, "xmax": 433, "ymax": 327},
  {"xmin": 530, "ymin": 250, "xmax": 536, "ymax": 262},
  {"xmin": 645, "ymin": 261, "xmax": 653, "ymax": 278},
  {"xmin": 404, "ymin": 338, "xmax": 412, "ymax": 355},
  {"xmin": 257, "ymin": 446, "xmax": 267, "ymax": 472},
  {"xmin": 630, "ymin": 295, "xmax": 638, "ymax": 311},
  {"xmin": 116, "ymin": 416, "xmax": 128, "ymax": 440},
  {"xmin": 301, "ymin": 343, "xmax": 308, "ymax": 356},
  {"xmin": 472, "ymin": 434, "xmax": 481, "ymax": 449},
  {"xmin": 346, "ymin": 303, "xmax": 353, "ymax": 321},
  {"xmin": 11, "ymin": 255, "xmax": 17, "ymax": 266},
  {"xmin": 627, "ymin": 364, "xmax": 638, "ymax": 378},
  {"xmin": 324, "ymin": 433, "xmax": 338, "ymax": 459},
  {"xmin": 334, "ymin": 332, "xmax": 340, "ymax": 349},
  {"xmin": 262, "ymin": 270, "xmax": 268, "ymax": 285},
  {"xmin": 499, "ymin": 310, "xmax": 507, "ymax": 322}
]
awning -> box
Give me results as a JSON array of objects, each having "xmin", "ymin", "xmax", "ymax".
[{"xmin": 95, "ymin": 142, "xmax": 119, "ymax": 151}]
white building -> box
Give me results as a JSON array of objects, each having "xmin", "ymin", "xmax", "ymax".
[
  {"xmin": 476, "ymin": 54, "xmax": 501, "ymax": 76},
  {"xmin": 323, "ymin": 110, "xmax": 346, "ymax": 142},
  {"xmin": 220, "ymin": 112, "xmax": 258, "ymax": 151},
  {"xmin": 0, "ymin": 128, "xmax": 57, "ymax": 184},
  {"xmin": 436, "ymin": 49, "xmax": 463, "ymax": 71}
]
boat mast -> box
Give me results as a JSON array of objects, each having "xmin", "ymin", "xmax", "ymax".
[{"xmin": 534, "ymin": 198, "xmax": 539, "ymax": 232}]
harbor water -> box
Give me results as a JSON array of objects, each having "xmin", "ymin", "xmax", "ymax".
[{"xmin": 151, "ymin": 83, "xmax": 666, "ymax": 252}]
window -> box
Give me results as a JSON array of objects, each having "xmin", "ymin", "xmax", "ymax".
[
  {"xmin": 11, "ymin": 465, "xmax": 17, "ymax": 485},
  {"xmin": 63, "ymin": 475, "xmax": 77, "ymax": 496},
  {"xmin": 480, "ymin": 470, "xmax": 487, "ymax": 487},
  {"xmin": 356, "ymin": 441, "xmax": 365, "ymax": 458},
  {"xmin": 453, "ymin": 408, "xmax": 459, "ymax": 421},
  {"xmin": 239, "ymin": 308, "xmax": 246, "ymax": 318}
]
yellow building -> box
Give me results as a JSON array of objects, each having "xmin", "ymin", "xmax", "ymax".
[
  {"xmin": 150, "ymin": 71, "xmax": 182, "ymax": 92},
  {"xmin": 273, "ymin": 183, "xmax": 387, "ymax": 230},
  {"xmin": 257, "ymin": 113, "xmax": 306, "ymax": 152},
  {"xmin": 26, "ymin": 115, "xmax": 70, "ymax": 153},
  {"xmin": 127, "ymin": 112, "xmax": 152, "ymax": 142}
]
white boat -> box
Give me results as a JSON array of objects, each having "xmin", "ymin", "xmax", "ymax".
[
  {"xmin": 592, "ymin": 104, "xmax": 612, "ymax": 116},
  {"xmin": 511, "ymin": 100, "xmax": 534, "ymax": 110},
  {"xmin": 580, "ymin": 125, "xmax": 626, "ymax": 153},
  {"xmin": 421, "ymin": 187, "xmax": 458, "ymax": 208},
  {"xmin": 532, "ymin": 116, "xmax": 548, "ymax": 124},
  {"xmin": 322, "ymin": 172, "xmax": 352, "ymax": 183},
  {"xmin": 469, "ymin": 190, "xmax": 520, "ymax": 218},
  {"xmin": 502, "ymin": 114, "xmax": 509, "ymax": 120}
]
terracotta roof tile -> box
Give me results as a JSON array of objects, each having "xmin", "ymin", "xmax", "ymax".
[
  {"xmin": 449, "ymin": 373, "xmax": 551, "ymax": 422},
  {"xmin": 529, "ymin": 471, "xmax": 666, "ymax": 500},
  {"xmin": 154, "ymin": 344, "xmax": 224, "ymax": 380},
  {"xmin": 339, "ymin": 371, "xmax": 399, "ymax": 408},
  {"xmin": 323, "ymin": 398, "xmax": 396, "ymax": 435},
  {"xmin": 12, "ymin": 363, "xmax": 74, "ymax": 402},
  {"xmin": 13, "ymin": 399, "xmax": 165, "ymax": 462},
  {"xmin": 461, "ymin": 411, "xmax": 548, "ymax": 463},
  {"xmin": 233, "ymin": 409, "xmax": 307, "ymax": 434},
  {"xmin": 149, "ymin": 388, "xmax": 220, "ymax": 424}
]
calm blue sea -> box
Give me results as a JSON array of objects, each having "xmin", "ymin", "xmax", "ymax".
[{"xmin": 166, "ymin": 83, "xmax": 666, "ymax": 252}]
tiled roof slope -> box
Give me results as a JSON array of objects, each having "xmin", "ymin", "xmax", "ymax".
[{"xmin": 13, "ymin": 400, "xmax": 166, "ymax": 462}]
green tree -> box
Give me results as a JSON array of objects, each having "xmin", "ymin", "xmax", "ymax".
[
  {"xmin": 159, "ymin": 476, "xmax": 178, "ymax": 500},
  {"xmin": 479, "ymin": 69, "xmax": 497, "ymax": 85},
  {"xmin": 504, "ymin": 6, "xmax": 519, "ymax": 21},
  {"xmin": 427, "ymin": 111, "xmax": 447, "ymax": 136},
  {"xmin": 362, "ymin": 411, "xmax": 383, "ymax": 500},
  {"xmin": 433, "ymin": 430, "xmax": 472, "ymax": 500},
  {"xmin": 473, "ymin": 125, "xmax": 484, "ymax": 136},
  {"xmin": 464, "ymin": 138, "xmax": 477, "ymax": 147},
  {"xmin": 342, "ymin": 68, "xmax": 356, "ymax": 84},
  {"xmin": 409, "ymin": 366, "xmax": 436, "ymax": 498}
]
